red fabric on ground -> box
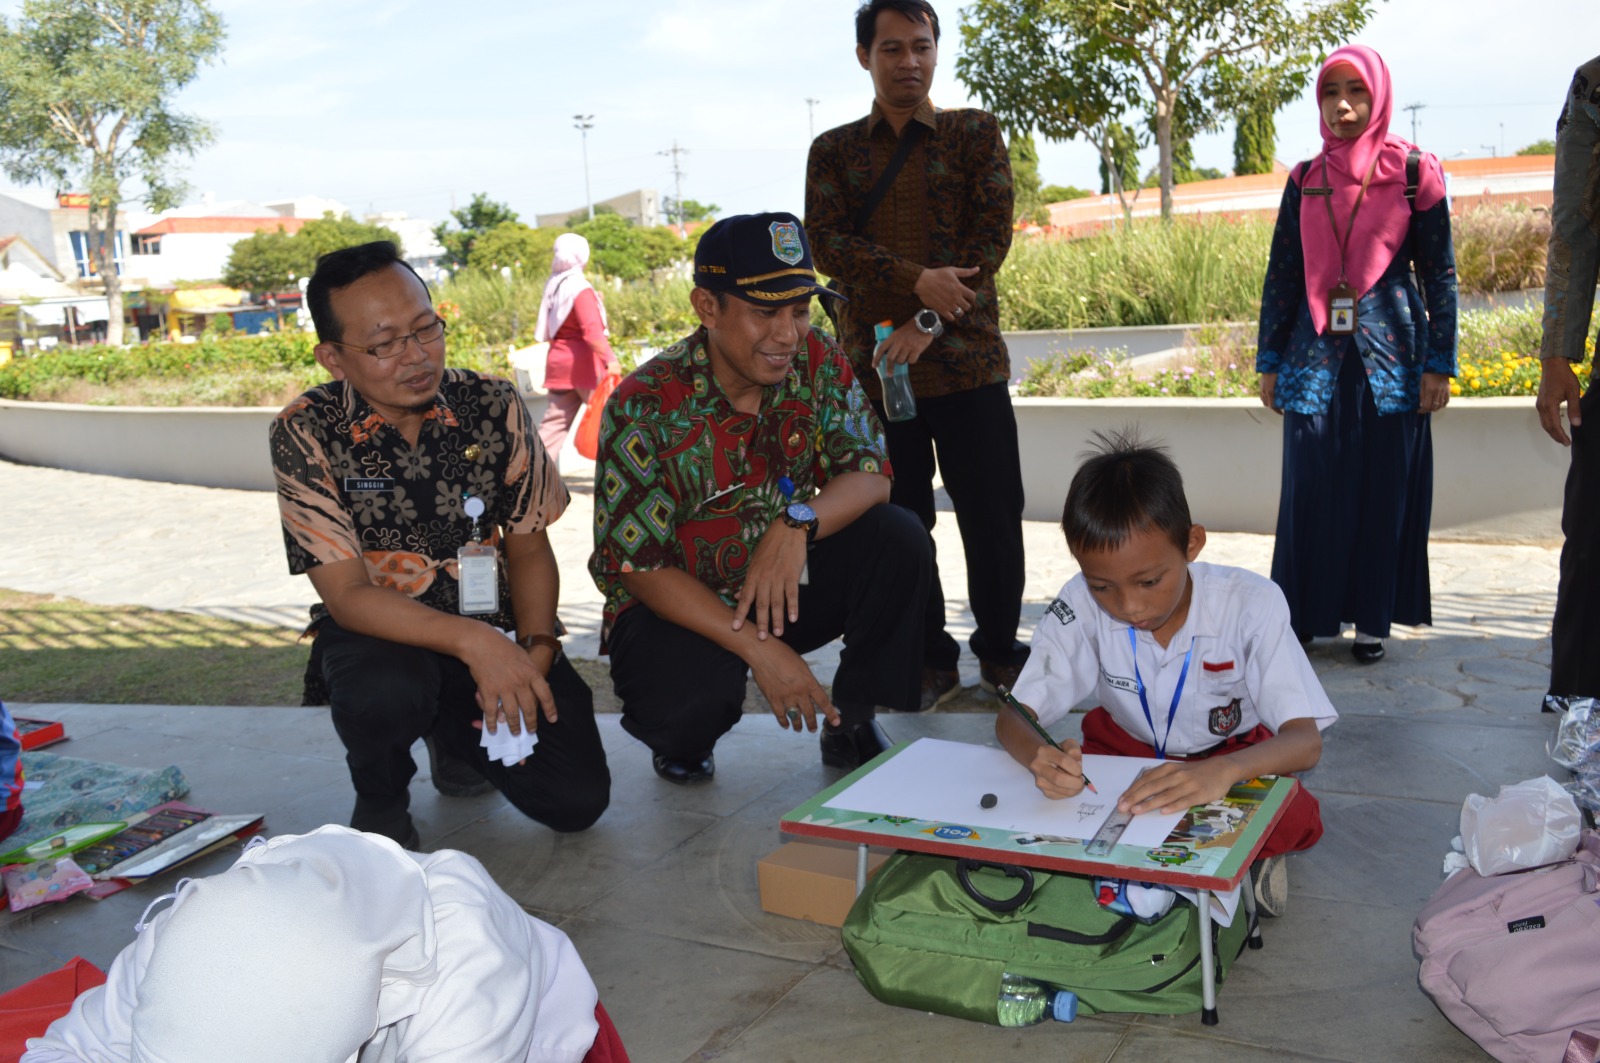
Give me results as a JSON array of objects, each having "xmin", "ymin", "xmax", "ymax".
[
  {"xmin": 584, "ymin": 1000, "xmax": 630, "ymax": 1063},
  {"xmin": 1079, "ymin": 707, "xmax": 1324, "ymax": 860},
  {"xmin": 0, "ymin": 956, "xmax": 106, "ymax": 1058},
  {"xmin": 0, "ymin": 805, "xmax": 21, "ymax": 845}
]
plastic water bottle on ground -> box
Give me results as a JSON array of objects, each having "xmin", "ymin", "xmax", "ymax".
[
  {"xmin": 995, "ymin": 972, "xmax": 1078, "ymax": 1027},
  {"xmin": 874, "ymin": 320, "xmax": 917, "ymax": 422}
]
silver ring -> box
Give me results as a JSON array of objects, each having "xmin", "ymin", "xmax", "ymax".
[{"xmin": 953, "ymin": 307, "xmax": 964, "ymax": 317}]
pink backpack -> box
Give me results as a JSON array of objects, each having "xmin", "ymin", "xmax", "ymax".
[{"xmin": 1413, "ymin": 830, "xmax": 1600, "ymax": 1062}]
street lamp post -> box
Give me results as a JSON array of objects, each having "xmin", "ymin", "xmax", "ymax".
[{"xmin": 573, "ymin": 114, "xmax": 595, "ymax": 221}]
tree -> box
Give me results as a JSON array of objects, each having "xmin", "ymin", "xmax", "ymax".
[
  {"xmin": 470, "ymin": 222, "xmax": 557, "ymax": 278},
  {"xmin": 1517, "ymin": 139, "xmax": 1556, "ymax": 156},
  {"xmin": 221, "ymin": 226, "xmax": 301, "ymax": 318},
  {"xmin": 222, "ymin": 212, "xmax": 400, "ymax": 313},
  {"xmin": 959, "ymin": 0, "xmax": 1374, "ymax": 220},
  {"xmin": 1097, "ymin": 121, "xmax": 1141, "ymax": 202},
  {"xmin": 1008, "ymin": 132, "xmax": 1050, "ymax": 224},
  {"xmin": 1040, "ymin": 183, "xmax": 1093, "ymax": 202},
  {"xmin": 0, "ymin": 0, "xmax": 225, "ymax": 344},
  {"xmin": 1234, "ymin": 96, "xmax": 1278, "ymax": 175},
  {"xmin": 296, "ymin": 213, "xmax": 402, "ymax": 261},
  {"xmin": 432, "ymin": 193, "xmax": 518, "ymax": 271},
  {"xmin": 571, "ymin": 213, "xmax": 685, "ymax": 281},
  {"xmin": 662, "ymin": 198, "xmax": 719, "ymax": 224}
]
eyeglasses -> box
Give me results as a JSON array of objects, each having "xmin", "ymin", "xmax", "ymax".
[{"xmin": 328, "ymin": 317, "xmax": 447, "ymax": 361}]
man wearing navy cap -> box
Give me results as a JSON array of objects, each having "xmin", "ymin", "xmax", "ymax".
[{"xmin": 589, "ymin": 212, "xmax": 930, "ymax": 781}]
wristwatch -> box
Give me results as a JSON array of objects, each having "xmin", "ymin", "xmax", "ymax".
[
  {"xmin": 516, "ymin": 632, "xmax": 563, "ymax": 660},
  {"xmin": 913, "ymin": 308, "xmax": 944, "ymax": 338},
  {"xmin": 781, "ymin": 501, "xmax": 819, "ymax": 544}
]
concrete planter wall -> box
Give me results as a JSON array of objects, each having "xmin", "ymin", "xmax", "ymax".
[
  {"xmin": 0, "ymin": 391, "xmax": 1565, "ymax": 542},
  {"xmin": 0, "ymin": 393, "xmax": 554, "ymax": 491},
  {"xmin": 1014, "ymin": 396, "xmax": 1567, "ymax": 541}
]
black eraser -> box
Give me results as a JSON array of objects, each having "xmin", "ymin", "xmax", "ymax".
[{"xmin": 980, "ymin": 793, "xmax": 997, "ymax": 809}]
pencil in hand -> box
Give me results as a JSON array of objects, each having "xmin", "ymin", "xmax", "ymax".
[{"xmin": 996, "ymin": 685, "xmax": 1097, "ymax": 794}]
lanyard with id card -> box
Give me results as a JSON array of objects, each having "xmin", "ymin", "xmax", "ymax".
[
  {"xmin": 457, "ymin": 495, "xmax": 499, "ymax": 615},
  {"xmin": 1318, "ymin": 153, "xmax": 1379, "ymax": 336}
]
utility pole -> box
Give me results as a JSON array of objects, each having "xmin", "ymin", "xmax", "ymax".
[
  {"xmin": 659, "ymin": 140, "xmax": 689, "ymax": 233},
  {"xmin": 806, "ymin": 97, "xmax": 819, "ymax": 141},
  {"xmin": 573, "ymin": 114, "xmax": 595, "ymax": 220},
  {"xmin": 1402, "ymin": 101, "xmax": 1426, "ymax": 144}
]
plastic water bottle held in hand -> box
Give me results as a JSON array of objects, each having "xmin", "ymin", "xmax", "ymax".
[
  {"xmin": 874, "ymin": 320, "xmax": 917, "ymax": 422},
  {"xmin": 995, "ymin": 972, "xmax": 1078, "ymax": 1027}
]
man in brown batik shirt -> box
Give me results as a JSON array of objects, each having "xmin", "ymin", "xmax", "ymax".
[
  {"xmin": 270, "ymin": 241, "xmax": 608, "ymax": 849},
  {"xmin": 806, "ymin": 0, "xmax": 1029, "ymax": 710}
]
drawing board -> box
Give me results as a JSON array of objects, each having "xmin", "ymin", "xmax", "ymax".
[{"xmin": 827, "ymin": 737, "xmax": 1185, "ymax": 847}]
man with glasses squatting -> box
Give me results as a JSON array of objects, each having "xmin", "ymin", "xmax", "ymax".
[{"xmin": 269, "ymin": 241, "xmax": 610, "ymax": 851}]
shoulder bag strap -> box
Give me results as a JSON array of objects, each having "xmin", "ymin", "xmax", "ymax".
[
  {"xmin": 1405, "ymin": 148, "xmax": 1421, "ymax": 210},
  {"xmin": 853, "ymin": 119, "xmax": 928, "ymax": 234}
]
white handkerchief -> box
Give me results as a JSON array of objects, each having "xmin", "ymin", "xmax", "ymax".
[{"xmin": 480, "ymin": 719, "xmax": 538, "ymax": 767}]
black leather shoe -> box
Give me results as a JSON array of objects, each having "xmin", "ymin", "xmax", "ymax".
[
  {"xmin": 820, "ymin": 719, "xmax": 893, "ymax": 770},
  {"xmin": 653, "ymin": 751, "xmax": 714, "ymax": 784},
  {"xmin": 917, "ymin": 667, "xmax": 960, "ymax": 711},
  {"xmin": 424, "ymin": 736, "xmax": 495, "ymax": 798},
  {"xmin": 1351, "ymin": 640, "xmax": 1385, "ymax": 664}
]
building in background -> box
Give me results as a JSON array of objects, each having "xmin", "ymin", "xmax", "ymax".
[{"xmin": 535, "ymin": 188, "xmax": 662, "ymax": 230}]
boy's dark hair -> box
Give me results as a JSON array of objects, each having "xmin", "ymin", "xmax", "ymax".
[
  {"xmin": 855, "ymin": 0, "xmax": 940, "ymax": 50},
  {"xmin": 306, "ymin": 241, "xmax": 429, "ymax": 344},
  {"xmin": 1062, "ymin": 429, "xmax": 1192, "ymax": 555}
]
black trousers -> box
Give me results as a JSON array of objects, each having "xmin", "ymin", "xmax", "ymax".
[
  {"xmin": 318, "ymin": 617, "xmax": 610, "ymax": 842},
  {"xmin": 607, "ymin": 502, "xmax": 929, "ymax": 760},
  {"xmin": 872, "ymin": 381, "xmax": 1028, "ymax": 669},
  {"xmin": 1552, "ymin": 383, "xmax": 1600, "ymax": 697}
]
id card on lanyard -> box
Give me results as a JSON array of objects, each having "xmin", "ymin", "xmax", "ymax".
[
  {"xmin": 458, "ymin": 495, "xmax": 499, "ymax": 615},
  {"xmin": 1127, "ymin": 627, "xmax": 1194, "ymax": 760},
  {"xmin": 1319, "ymin": 153, "xmax": 1379, "ymax": 336}
]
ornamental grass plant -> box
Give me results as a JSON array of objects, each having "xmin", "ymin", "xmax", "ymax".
[{"xmin": 998, "ymin": 216, "xmax": 1274, "ymax": 331}]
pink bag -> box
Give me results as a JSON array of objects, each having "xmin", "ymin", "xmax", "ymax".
[{"xmin": 1414, "ymin": 830, "xmax": 1600, "ymax": 1062}]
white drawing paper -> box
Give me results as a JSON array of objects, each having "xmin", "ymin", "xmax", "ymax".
[{"xmin": 828, "ymin": 738, "xmax": 1186, "ymax": 848}]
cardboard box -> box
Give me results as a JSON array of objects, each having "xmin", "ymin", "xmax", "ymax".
[{"xmin": 758, "ymin": 840, "xmax": 891, "ymax": 928}]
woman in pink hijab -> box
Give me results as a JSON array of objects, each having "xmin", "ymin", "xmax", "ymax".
[
  {"xmin": 1255, "ymin": 45, "xmax": 1458, "ymax": 663},
  {"xmin": 534, "ymin": 233, "xmax": 618, "ymax": 460}
]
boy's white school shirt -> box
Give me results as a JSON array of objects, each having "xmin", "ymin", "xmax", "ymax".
[{"xmin": 1011, "ymin": 562, "xmax": 1338, "ymax": 752}]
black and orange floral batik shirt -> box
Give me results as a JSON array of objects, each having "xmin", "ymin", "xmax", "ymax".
[
  {"xmin": 270, "ymin": 368, "xmax": 568, "ymax": 632},
  {"xmin": 588, "ymin": 327, "xmax": 891, "ymax": 645}
]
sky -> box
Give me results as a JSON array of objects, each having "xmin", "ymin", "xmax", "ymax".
[{"xmin": 1, "ymin": 0, "xmax": 1592, "ymax": 229}]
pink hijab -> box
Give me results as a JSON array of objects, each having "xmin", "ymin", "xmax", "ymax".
[{"xmin": 1296, "ymin": 45, "xmax": 1447, "ymax": 334}]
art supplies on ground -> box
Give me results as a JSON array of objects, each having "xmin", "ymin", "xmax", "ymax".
[
  {"xmin": 0, "ymin": 800, "xmax": 268, "ymax": 902},
  {"xmin": 0, "ymin": 822, "xmax": 126, "ymax": 866},
  {"xmin": 48, "ymin": 802, "xmax": 264, "ymax": 899},
  {"xmin": 2, "ymin": 857, "xmax": 94, "ymax": 911},
  {"xmin": 13, "ymin": 717, "xmax": 66, "ymax": 752}
]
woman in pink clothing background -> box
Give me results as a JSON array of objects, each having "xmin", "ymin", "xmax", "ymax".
[{"xmin": 533, "ymin": 233, "xmax": 618, "ymax": 458}]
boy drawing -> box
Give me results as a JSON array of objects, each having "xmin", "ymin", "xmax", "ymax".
[{"xmin": 997, "ymin": 433, "xmax": 1336, "ymax": 914}]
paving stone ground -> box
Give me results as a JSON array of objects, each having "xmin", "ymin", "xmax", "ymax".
[{"xmin": 0, "ymin": 456, "xmax": 1567, "ymax": 1061}]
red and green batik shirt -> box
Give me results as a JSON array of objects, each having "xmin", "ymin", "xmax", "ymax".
[{"xmin": 588, "ymin": 326, "xmax": 891, "ymax": 644}]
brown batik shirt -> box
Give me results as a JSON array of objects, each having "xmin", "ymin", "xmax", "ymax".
[
  {"xmin": 805, "ymin": 99, "xmax": 1015, "ymax": 400},
  {"xmin": 270, "ymin": 368, "xmax": 567, "ymax": 634}
]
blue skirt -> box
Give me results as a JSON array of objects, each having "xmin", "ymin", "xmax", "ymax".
[{"xmin": 1270, "ymin": 346, "xmax": 1433, "ymax": 638}]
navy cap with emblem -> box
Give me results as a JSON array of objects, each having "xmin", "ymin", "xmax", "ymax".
[{"xmin": 693, "ymin": 212, "xmax": 846, "ymax": 306}]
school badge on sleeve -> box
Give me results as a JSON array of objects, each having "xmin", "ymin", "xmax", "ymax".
[
  {"xmin": 769, "ymin": 220, "xmax": 804, "ymax": 265},
  {"xmin": 1208, "ymin": 697, "xmax": 1242, "ymax": 737}
]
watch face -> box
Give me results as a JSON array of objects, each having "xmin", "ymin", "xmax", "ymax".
[
  {"xmin": 916, "ymin": 309, "xmax": 939, "ymax": 331},
  {"xmin": 787, "ymin": 502, "xmax": 816, "ymax": 522}
]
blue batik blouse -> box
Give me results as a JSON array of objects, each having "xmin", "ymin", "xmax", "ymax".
[{"xmin": 1255, "ymin": 175, "xmax": 1458, "ymax": 415}]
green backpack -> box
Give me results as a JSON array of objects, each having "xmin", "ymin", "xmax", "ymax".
[{"xmin": 841, "ymin": 852, "xmax": 1251, "ymax": 1025}]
